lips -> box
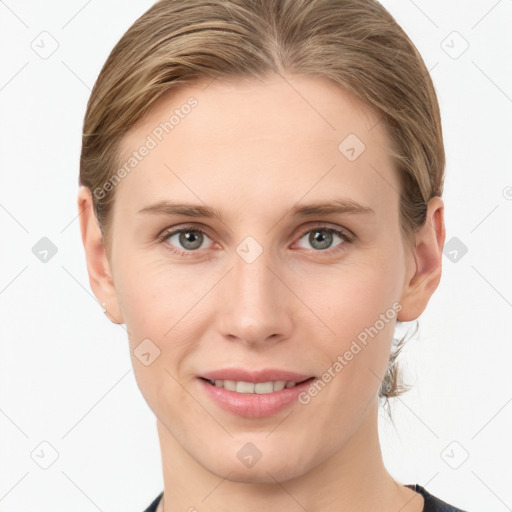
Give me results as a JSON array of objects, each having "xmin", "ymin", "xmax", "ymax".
[
  {"xmin": 199, "ymin": 368, "xmax": 314, "ymax": 383},
  {"xmin": 198, "ymin": 373, "xmax": 316, "ymax": 418},
  {"xmin": 197, "ymin": 368, "xmax": 317, "ymax": 417}
]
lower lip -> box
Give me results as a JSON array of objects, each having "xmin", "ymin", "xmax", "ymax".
[{"xmin": 198, "ymin": 377, "xmax": 315, "ymax": 418}]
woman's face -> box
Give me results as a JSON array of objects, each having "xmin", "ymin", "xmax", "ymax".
[{"xmin": 85, "ymin": 74, "xmax": 434, "ymax": 482}]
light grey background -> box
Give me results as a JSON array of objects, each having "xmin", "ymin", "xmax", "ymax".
[{"xmin": 1, "ymin": 1, "xmax": 511, "ymax": 511}]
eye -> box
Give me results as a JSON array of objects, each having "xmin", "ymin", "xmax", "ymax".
[
  {"xmin": 295, "ymin": 225, "xmax": 353, "ymax": 252},
  {"xmin": 158, "ymin": 226, "xmax": 215, "ymax": 256}
]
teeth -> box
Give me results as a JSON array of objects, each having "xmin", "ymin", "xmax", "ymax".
[
  {"xmin": 220, "ymin": 379, "xmax": 236, "ymax": 391},
  {"xmin": 210, "ymin": 379, "xmax": 299, "ymax": 393}
]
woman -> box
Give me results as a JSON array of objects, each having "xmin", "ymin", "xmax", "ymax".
[{"xmin": 77, "ymin": 0, "xmax": 469, "ymax": 510}]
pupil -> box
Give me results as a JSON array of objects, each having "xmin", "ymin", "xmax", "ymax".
[
  {"xmin": 180, "ymin": 231, "xmax": 202, "ymax": 250},
  {"xmin": 310, "ymin": 230, "xmax": 332, "ymax": 250}
]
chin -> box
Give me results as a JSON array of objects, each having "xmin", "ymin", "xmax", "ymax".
[{"xmin": 202, "ymin": 446, "xmax": 311, "ymax": 484}]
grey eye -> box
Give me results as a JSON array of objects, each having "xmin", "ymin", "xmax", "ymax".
[
  {"xmin": 296, "ymin": 228, "xmax": 346, "ymax": 251},
  {"xmin": 312, "ymin": 230, "xmax": 333, "ymax": 250},
  {"xmin": 169, "ymin": 230, "xmax": 207, "ymax": 251}
]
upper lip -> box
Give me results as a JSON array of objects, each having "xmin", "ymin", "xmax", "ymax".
[{"xmin": 200, "ymin": 368, "xmax": 314, "ymax": 383}]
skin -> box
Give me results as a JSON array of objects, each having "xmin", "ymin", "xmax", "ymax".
[{"xmin": 78, "ymin": 73, "xmax": 445, "ymax": 512}]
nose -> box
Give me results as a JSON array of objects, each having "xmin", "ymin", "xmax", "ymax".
[{"xmin": 216, "ymin": 245, "xmax": 293, "ymax": 347}]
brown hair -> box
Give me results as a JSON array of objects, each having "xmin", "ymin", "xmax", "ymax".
[{"xmin": 79, "ymin": 0, "xmax": 445, "ymax": 407}]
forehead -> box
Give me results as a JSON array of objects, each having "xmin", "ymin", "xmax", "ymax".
[{"xmin": 115, "ymin": 74, "xmax": 399, "ymax": 217}]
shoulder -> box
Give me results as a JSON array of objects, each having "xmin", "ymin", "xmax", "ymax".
[
  {"xmin": 407, "ymin": 484, "xmax": 469, "ymax": 512},
  {"xmin": 142, "ymin": 491, "xmax": 163, "ymax": 512}
]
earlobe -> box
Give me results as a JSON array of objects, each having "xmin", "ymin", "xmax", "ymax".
[
  {"xmin": 397, "ymin": 196, "xmax": 446, "ymax": 322},
  {"xmin": 77, "ymin": 186, "xmax": 124, "ymax": 325}
]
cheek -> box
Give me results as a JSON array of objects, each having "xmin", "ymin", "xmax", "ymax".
[
  {"xmin": 113, "ymin": 254, "xmax": 211, "ymax": 397},
  {"xmin": 295, "ymin": 249, "xmax": 402, "ymax": 341},
  {"xmin": 114, "ymin": 252, "xmax": 201, "ymax": 336},
  {"xmin": 294, "ymin": 254, "xmax": 402, "ymax": 397}
]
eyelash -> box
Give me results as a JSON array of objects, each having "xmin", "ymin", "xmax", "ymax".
[{"xmin": 156, "ymin": 223, "xmax": 354, "ymax": 257}]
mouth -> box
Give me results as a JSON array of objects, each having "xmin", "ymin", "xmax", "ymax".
[
  {"xmin": 197, "ymin": 370, "xmax": 317, "ymax": 418},
  {"xmin": 199, "ymin": 376, "xmax": 315, "ymax": 394}
]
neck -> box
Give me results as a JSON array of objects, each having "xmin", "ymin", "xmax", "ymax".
[{"xmin": 155, "ymin": 397, "xmax": 423, "ymax": 512}]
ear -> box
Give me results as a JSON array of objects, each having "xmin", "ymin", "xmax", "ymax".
[
  {"xmin": 77, "ymin": 186, "xmax": 124, "ymax": 325},
  {"xmin": 397, "ymin": 196, "xmax": 446, "ymax": 322}
]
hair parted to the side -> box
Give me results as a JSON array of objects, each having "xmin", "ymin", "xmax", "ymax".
[{"xmin": 79, "ymin": 0, "xmax": 445, "ymax": 411}]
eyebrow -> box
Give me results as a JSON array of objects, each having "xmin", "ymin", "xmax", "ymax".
[
  {"xmin": 137, "ymin": 199, "xmax": 375, "ymax": 220},
  {"xmin": 289, "ymin": 200, "xmax": 375, "ymax": 217}
]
